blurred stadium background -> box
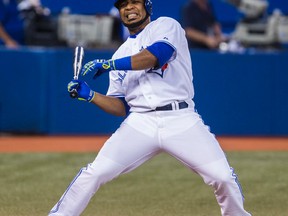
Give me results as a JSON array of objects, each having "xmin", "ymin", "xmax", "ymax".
[{"xmin": 0, "ymin": 0, "xmax": 288, "ymax": 136}]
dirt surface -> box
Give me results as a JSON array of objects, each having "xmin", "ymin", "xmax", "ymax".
[{"xmin": 0, "ymin": 136, "xmax": 287, "ymax": 152}]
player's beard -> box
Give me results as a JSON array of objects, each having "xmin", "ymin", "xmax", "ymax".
[{"xmin": 123, "ymin": 12, "xmax": 150, "ymax": 30}]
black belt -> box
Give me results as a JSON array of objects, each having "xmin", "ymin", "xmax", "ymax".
[{"xmin": 155, "ymin": 101, "xmax": 188, "ymax": 111}]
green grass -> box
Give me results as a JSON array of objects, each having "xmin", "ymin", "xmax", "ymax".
[{"xmin": 0, "ymin": 152, "xmax": 287, "ymax": 216}]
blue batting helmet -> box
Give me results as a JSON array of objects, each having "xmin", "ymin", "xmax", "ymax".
[{"xmin": 114, "ymin": 0, "xmax": 153, "ymax": 15}]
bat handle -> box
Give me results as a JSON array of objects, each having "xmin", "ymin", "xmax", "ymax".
[
  {"xmin": 70, "ymin": 75, "xmax": 78, "ymax": 98},
  {"xmin": 70, "ymin": 89, "xmax": 78, "ymax": 98}
]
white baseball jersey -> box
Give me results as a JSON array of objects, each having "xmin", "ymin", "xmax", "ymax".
[{"xmin": 107, "ymin": 17, "xmax": 195, "ymax": 112}]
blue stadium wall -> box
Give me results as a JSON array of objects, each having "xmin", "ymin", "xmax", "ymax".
[{"xmin": 0, "ymin": 47, "xmax": 288, "ymax": 136}]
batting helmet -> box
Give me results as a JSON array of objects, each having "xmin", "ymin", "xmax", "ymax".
[{"xmin": 114, "ymin": 0, "xmax": 153, "ymax": 15}]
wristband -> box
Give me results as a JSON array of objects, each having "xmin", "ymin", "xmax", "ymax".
[{"xmin": 112, "ymin": 56, "xmax": 132, "ymax": 70}]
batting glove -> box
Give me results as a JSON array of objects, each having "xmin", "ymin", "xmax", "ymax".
[
  {"xmin": 81, "ymin": 59, "xmax": 116, "ymax": 79},
  {"xmin": 67, "ymin": 80, "xmax": 95, "ymax": 102}
]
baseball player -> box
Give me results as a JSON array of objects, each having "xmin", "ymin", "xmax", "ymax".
[{"xmin": 49, "ymin": 0, "xmax": 251, "ymax": 215}]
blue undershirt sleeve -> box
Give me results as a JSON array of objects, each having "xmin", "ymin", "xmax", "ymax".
[{"xmin": 146, "ymin": 42, "xmax": 175, "ymax": 68}]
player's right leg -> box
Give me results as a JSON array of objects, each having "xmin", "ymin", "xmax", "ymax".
[
  {"xmin": 48, "ymin": 113, "xmax": 160, "ymax": 216},
  {"xmin": 162, "ymin": 116, "xmax": 251, "ymax": 216}
]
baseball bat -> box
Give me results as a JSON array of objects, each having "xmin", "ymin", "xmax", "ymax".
[{"xmin": 70, "ymin": 46, "xmax": 84, "ymax": 98}]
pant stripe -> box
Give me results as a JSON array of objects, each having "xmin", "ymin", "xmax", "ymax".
[
  {"xmin": 231, "ymin": 167, "xmax": 245, "ymax": 201},
  {"xmin": 49, "ymin": 164, "xmax": 90, "ymax": 214}
]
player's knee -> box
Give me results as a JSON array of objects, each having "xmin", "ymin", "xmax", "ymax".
[
  {"xmin": 205, "ymin": 168, "xmax": 234, "ymax": 188},
  {"xmin": 87, "ymin": 156, "xmax": 126, "ymax": 184},
  {"xmin": 207, "ymin": 169, "xmax": 243, "ymax": 196},
  {"xmin": 72, "ymin": 162, "xmax": 121, "ymax": 195}
]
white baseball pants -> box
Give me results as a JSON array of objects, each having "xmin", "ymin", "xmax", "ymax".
[{"xmin": 49, "ymin": 109, "xmax": 251, "ymax": 216}]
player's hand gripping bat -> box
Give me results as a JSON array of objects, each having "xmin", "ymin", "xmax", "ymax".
[{"xmin": 70, "ymin": 46, "xmax": 84, "ymax": 98}]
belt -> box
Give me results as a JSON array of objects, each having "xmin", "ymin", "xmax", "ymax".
[{"xmin": 155, "ymin": 101, "xmax": 188, "ymax": 111}]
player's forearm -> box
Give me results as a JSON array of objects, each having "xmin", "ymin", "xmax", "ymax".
[
  {"xmin": 131, "ymin": 49, "xmax": 158, "ymax": 70},
  {"xmin": 113, "ymin": 48, "xmax": 164, "ymax": 71},
  {"xmin": 90, "ymin": 92, "xmax": 126, "ymax": 117}
]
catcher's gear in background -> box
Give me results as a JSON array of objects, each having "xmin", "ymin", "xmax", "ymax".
[
  {"xmin": 114, "ymin": 0, "xmax": 152, "ymax": 15},
  {"xmin": 81, "ymin": 59, "xmax": 115, "ymax": 79},
  {"xmin": 67, "ymin": 80, "xmax": 95, "ymax": 102}
]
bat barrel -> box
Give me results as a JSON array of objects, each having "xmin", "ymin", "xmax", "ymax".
[
  {"xmin": 70, "ymin": 46, "xmax": 84, "ymax": 99},
  {"xmin": 73, "ymin": 46, "xmax": 84, "ymax": 80}
]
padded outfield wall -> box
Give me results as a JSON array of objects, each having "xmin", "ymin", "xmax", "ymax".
[{"xmin": 0, "ymin": 47, "xmax": 287, "ymax": 136}]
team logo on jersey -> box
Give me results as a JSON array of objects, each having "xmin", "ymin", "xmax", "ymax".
[
  {"xmin": 116, "ymin": 70, "xmax": 128, "ymax": 84},
  {"xmin": 147, "ymin": 63, "xmax": 168, "ymax": 78}
]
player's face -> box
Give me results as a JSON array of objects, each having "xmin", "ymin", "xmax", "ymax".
[{"xmin": 118, "ymin": 0, "xmax": 147, "ymax": 28}]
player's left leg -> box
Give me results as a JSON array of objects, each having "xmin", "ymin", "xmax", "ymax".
[
  {"xmin": 161, "ymin": 111, "xmax": 251, "ymax": 216},
  {"xmin": 49, "ymin": 113, "xmax": 161, "ymax": 216}
]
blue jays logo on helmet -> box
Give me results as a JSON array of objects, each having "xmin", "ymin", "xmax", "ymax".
[{"xmin": 114, "ymin": 0, "xmax": 153, "ymax": 15}]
